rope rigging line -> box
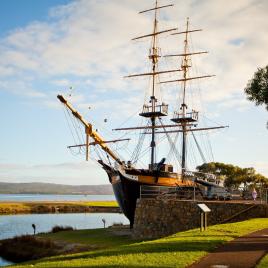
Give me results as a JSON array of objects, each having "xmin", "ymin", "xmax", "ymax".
[
  {"xmin": 137, "ymin": 133, "xmax": 166, "ymax": 161},
  {"xmin": 191, "ymin": 131, "xmax": 206, "ymax": 163},
  {"xmin": 188, "ymin": 137, "xmax": 198, "ymax": 170},
  {"xmin": 186, "ymin": 32, "xmax": 216, "ymax": 164},
  {"xmin": 131, "ymin": 124, "xmax": 148, "ymax": 164},
  {"xmin": 62, "ymin": 107, "xmax": 77, "ymax": 145},
  {"xmin": 135, "ymin": 117, "xmax": 169, "ymax": 164},
  {"xmin": 114, "ymin": 139, "xmax": 130, "ymax": 152},
  {"xmin": 201, "ymin": 130, "xmax": 212, "ymax": 162},
  {"xmin": 66, "ymin": 108, "xmax": 85, "ymax": 145},
  {"xmin": 159, "ymin": 118, "xmax": 182, "ymax": 166},
  {"xmin": 63, "ymin": 106, "xmax": 86, "ymax": 156},
  {"xmin": 166, "ymin": 131, "xmax": 180, "ymax": 162},
  {"xmin": 94, "ymin": 146, "xmax": 104, "ymax": 162},
  {"xmin": 130, "ymin": 119, "xmax": 152, "ymax": 163}
]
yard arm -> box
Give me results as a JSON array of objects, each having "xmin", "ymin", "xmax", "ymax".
[{"xmin": 57, "ymin": 95, "xmax": 123, "ymax": 165}]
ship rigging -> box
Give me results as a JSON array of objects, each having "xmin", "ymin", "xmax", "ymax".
[{"xmin": 57, "ymin": 0, "xmax": 228, "ymax": 227}]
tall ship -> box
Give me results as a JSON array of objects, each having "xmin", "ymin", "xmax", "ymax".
[{"xmin": 57, "ymin": 1, "xmax": 227, "ymax": 227}]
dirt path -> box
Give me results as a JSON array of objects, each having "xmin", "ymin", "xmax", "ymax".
[{"xmin": 188, "ymin": 228, "xmax": 268, "ymax": 268}]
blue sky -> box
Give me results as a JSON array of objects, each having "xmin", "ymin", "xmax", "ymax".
[
  {"xmin": 0, "ymin": 0, "xmax": 267, "ymax": 185},
  {"xmin": 0, "ymin": 0, "xmax": 70, "ymax": 36}
]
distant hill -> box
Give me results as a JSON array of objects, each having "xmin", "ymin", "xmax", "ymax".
[{"xmin": 0, "ymin": 182, "xmax": 113, "ymax": 195}]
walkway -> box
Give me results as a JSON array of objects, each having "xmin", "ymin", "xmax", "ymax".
[{"xmin": 189, "ymin": 228, "xmax": 268, "ymax": 268}]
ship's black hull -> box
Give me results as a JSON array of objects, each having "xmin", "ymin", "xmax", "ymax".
[
  {"xmin": 111, "ymin": 173, "xmax": 141, "ymax": 228},
  {"xmin": 98, "ymin": 162, "xmax": 149, "ymax": 227},
  {"xmin": 98, "ymin": 161, "xmax": 198, "ymax": 228}
]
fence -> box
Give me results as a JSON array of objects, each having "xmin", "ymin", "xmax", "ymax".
[
  {"xmin": 260, "ymin": 188, "xmax": 268, "ymax": 204},
  {"xmin": 140, "ymin": 185, "xmax": 268, "ymax": 203},
  {"xmin": 140, "ymin": 185, "xmax": 203, "ymax": 201}
]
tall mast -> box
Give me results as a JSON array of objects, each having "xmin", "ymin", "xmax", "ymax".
[
  {"xmin": 161, "ymin": 18, "xmax": 215, "ymax": 179},
  {"xmin": 150, "ymin": 0, "xmax": 159, "ymax": 168},
  {"xmin": 181, "ymin": 18, "xmax": 190, "ymax": 178},
  {"xmin": 127, "ymin": 1, "xmax": 176, "ymax": 170}
]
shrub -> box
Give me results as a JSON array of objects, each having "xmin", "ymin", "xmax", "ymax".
[
  {"xmin": 0, "ymin": 235, "xmax": 58, "ymax": 262},
  {"xmin": 51, "ymin": 225, "xmax": 74, "ymax": 233}
]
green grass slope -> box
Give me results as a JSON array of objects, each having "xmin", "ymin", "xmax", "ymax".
[
  {"xmin": 42, "ymin": 228, "xmax": 133, "ymax": 249},
  {"xmin": 10, "ymin": 218, "xmax": 268, "ymax": 268},
  {"xmin": 257, "ymin": 254, "xmax": 268, "ymax": 268}
]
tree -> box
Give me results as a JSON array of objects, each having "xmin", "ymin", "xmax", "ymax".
[
  {"xmin": 196, "ymin": 162, "xmax": 268, "ymax": 190},
  {"xmin": 244, "ymin": 65, "xmax": 268, "ymax": 110}
]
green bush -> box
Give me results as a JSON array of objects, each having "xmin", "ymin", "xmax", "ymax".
[{"xmin": 51, "ymin": 225, "xmax": 74, "ymax": 233}]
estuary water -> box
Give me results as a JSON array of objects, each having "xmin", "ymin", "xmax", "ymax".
[
  {"xmin": 0, "ymin": 213, "xmax": 129, "ymax": 266},
  {"xmin": 0, "ymin": 213, "xmax": 128, "ymax": 240},
  {"xmin": 0, "ymin": 194, "xmax": 126, "ymax": 266}
]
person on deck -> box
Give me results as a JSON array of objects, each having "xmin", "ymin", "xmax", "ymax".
[{"xmin": 252, "ymin": 188, "xmax": 257, "ymax": 201}]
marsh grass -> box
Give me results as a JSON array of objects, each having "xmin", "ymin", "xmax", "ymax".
[
  {"xmin": 0, "ymin": 201, "xmax": 118, "ymax": 214},
  {"xmin": 82, "ymin": 201, "xmax": 118, "ymax": 207}
]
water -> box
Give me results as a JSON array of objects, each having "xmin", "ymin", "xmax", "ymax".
[
  {"xmin": 0, "ymin": 194, "xmax": 124, "ymax": 266},
  {"xmin": 0, "ymin": 213, "xmax": 129, "ymax": 266},
  {"xmin": 0, "ymin": 213, "xmax": 128, "ymax": 240},
  {"xmin": 0, "ymin": 194, "xmax": 115, "ymax": 202},
  {"xmin": 0, "ymin": 259, "xmax": 11, "ymax": 267}
]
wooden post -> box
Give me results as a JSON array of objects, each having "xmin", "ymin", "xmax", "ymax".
[
  {"xmin": 197, "ymin": 204, "xmax": 210, "ymax": 232},
  {"xmin": 204, "ymin": 212, "xmax": 207, "ymax": 230},
  {"xmin": 200, "ymin": 213, "xmax": 204, "ymax": 232}
]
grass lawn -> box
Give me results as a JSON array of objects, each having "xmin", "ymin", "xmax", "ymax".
[
  {"xmin": 9, "ymin": 218, "xmax": 268, "ymax": 268},
  {"xmin": 41, "ymin": 228, "xmax": 133, "ymax": 249},
  {"xmin": 257, "ymin": 254, "xmax": 268, "ymax": 268}
]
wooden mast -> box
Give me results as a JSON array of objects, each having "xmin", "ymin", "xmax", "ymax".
[
  {"xmin": 126, "ymin": 1, "xmax": 175, "ymax": 170},
  {"xmin": 161, "ymin": 18, "xmax": 215, "ymax": 179},
  {"xmin": 57, "ymin": 95, "xmax": 123, "ymax": 165},
  {"xmin": 179, "ymin": 18, "xmax": 191, "ymax": 179},
  {"xmin": 150, "ymin": 0, "xmax": 158, "ymax": 169}
]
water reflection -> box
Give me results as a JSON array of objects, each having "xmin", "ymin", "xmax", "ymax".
[
  {"xmin": 0, "ymin": 213, "xmax": 128, "ymax": 240},
  {"xmin": 0, "ymin": 257, "xmax": 12, "ymax": 267},
  {"xmin": 0, "ymin": 213, "xmax": 129, "ymax": 266}
]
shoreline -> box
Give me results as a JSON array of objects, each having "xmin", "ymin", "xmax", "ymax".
[
  {"xmin": 1, "ymin": 219, "xmax": 268, "ymax": 267},
  {"xmin": 0, "ymin": 201, "xmax": 120, "ymax": 215},
  {"xmin": 0, "ymin": 226, "xmax": 132, "ymax": 264}
]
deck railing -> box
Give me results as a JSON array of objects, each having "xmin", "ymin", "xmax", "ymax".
[
  {"xmin": 140, "ymin": 185, "xmax": 202, "ymax": 201},
  {"xmin": 140, "ymin": 185, "xmax": 268, "ymax": 204},
  {"xmin": 141, "ymin": 103, "xmax": 168, "ymax": 115}
]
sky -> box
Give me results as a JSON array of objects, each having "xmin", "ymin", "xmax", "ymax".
[{"xmin": 0, "ymin": 0, "xmax": 267, "ymax": 185}]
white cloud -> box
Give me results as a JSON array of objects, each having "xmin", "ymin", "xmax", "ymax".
[
  {"xmin": 52, "ymin": 79, "xmax": 71, "ymax": 87},
  {"xmin": 254, "ymin": 162, "xmax": 268, "ymax": 177},
  {"xmin": 218, "ymin": 96, "xmax": 251, "ymax": 111},
  {"xmin": 0, "ymin": 0, "xmax": 267, "ymax": 114}
]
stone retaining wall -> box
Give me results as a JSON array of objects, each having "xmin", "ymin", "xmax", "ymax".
[{"xmin": 133, "ymin": 199, "xmax": 268, "ymax": 239}]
